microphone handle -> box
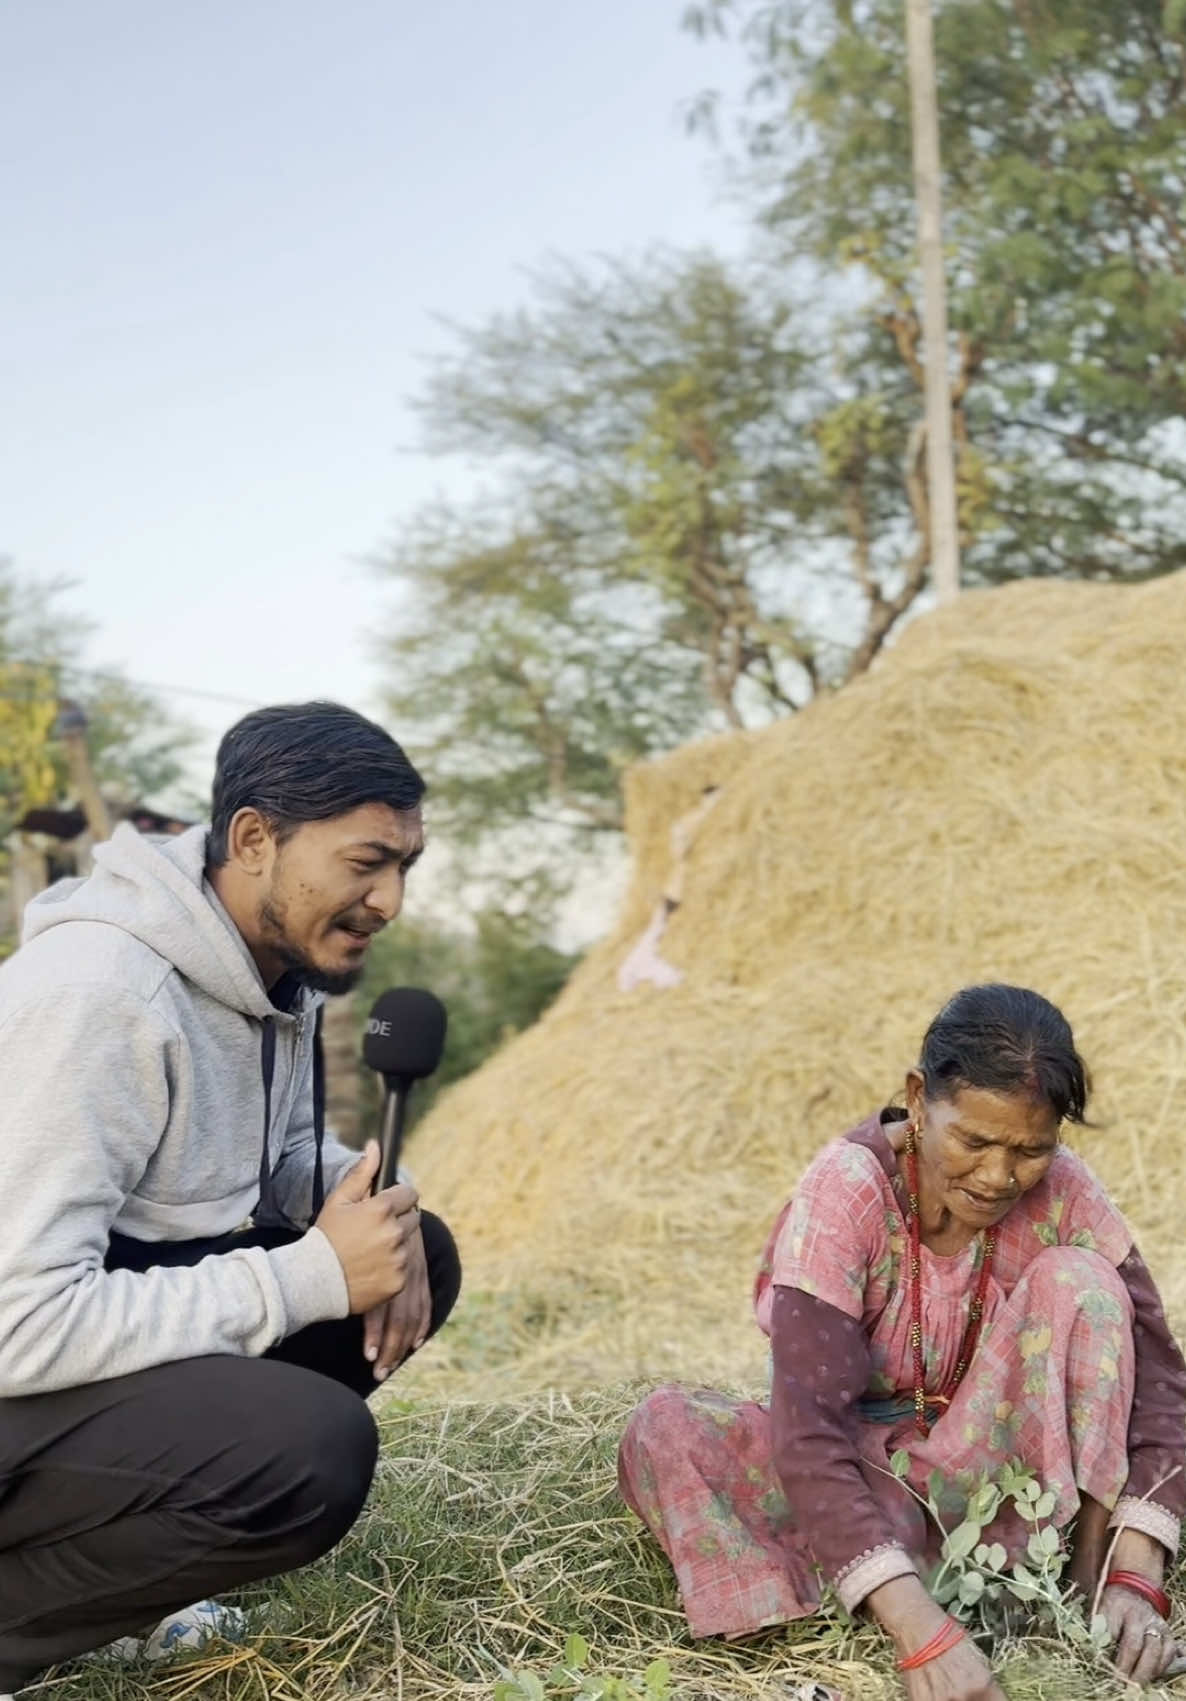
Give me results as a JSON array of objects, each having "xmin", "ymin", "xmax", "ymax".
[
  {"xmin": 378, "ymin": 1077, "xmax": 411, "ymax": 1192},
  {"xmin": 372, "ymin": 1087, "xmax": 398, "ymax": 1196}
]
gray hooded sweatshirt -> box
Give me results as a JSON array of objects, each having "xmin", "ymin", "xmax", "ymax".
[{"xmin": 0, "ymin": 823, "xmax": 354, "ymax": 1398}]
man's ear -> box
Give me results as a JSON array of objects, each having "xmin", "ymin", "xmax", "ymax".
[{"xmin": 226, "ymin": 808, "xmax": 275, "ymax": 877}]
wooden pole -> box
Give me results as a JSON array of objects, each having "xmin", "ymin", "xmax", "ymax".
[
  {"xmin": 321, "ymin": 993, "xmax": 363, "ymax": 1149},
  {"xmin": 904, "ymin": 0, "xmax": 960, "ymax": 602},
  {"xmin": 55, "ymin": 702, "xmax": 113, "ymax": 842}
]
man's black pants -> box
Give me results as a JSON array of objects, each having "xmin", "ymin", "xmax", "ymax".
[{"xmin": 0, "ymin": 1214, "xmax": 461, "ymax": 1692}]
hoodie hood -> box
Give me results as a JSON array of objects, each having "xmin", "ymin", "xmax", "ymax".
[{"xmin": 21, "ymin": 823, "xmax": 279, "ymax": 1021}]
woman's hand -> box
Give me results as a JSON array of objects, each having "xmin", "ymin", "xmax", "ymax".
[
  {"xmin": 901, "ymin": 1637, "xmax": 1007, "ymax": 1701},
  {"xmin": 866, "ymin": 1576, "xmax": 1006, "ymax": 1701},
  {"xmin": 1100, "ymin": 1527, "xmax": 1177, "ymax": 1686},
  {"xmin": 1101, "ymin": 1582, "xmax": 1177, "ymax": 1686}
]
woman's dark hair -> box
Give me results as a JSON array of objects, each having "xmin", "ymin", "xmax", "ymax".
[
  {"xmin": 918, "ymin": 983, "xmax": 1090, "ymax": 1125},
  {"xmin": 207, "ymin": 701, "xmax": 425, "ymax": 867}
]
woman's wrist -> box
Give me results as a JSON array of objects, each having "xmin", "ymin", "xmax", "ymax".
[
  {"xmin": 1111, "ymin": 1526, "xmax": 1167, "ymax": 1585},
  {"xmin": 865, "ymin": 1573, "xmax": 950, "ymax": 1653}
]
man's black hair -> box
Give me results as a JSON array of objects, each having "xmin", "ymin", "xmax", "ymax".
[
  {"xmin": 919, "ymin": 983, "xmax": 1090, "ymax": 1124},
  {"xmin": 207, "ymin": 701, "xmax": 425, "ymax": 867}
]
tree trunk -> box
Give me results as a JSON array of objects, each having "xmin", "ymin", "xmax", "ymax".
[{"xmin": 904, "ymin": 0, "xmax": 961, "ymax": 603}]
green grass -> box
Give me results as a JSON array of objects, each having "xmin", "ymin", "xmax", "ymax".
[{"xmin": 42, "ymin": 1388, "xmax": 1186, "ymax": 1701}]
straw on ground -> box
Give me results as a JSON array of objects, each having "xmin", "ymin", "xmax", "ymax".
[{"xmin": 52, "ymin": 1390, "xmax": 1181, "ymax": 1701}]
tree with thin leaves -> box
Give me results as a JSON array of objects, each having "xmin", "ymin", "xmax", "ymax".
[
  {"xmin": 684, "ymin": 0, "xmax": 1186, "ymax": 586},
  {"xmin": 375, "ymin": 252, "xmax": 954, "ymax": 903}
]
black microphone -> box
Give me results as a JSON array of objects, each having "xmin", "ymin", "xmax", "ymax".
[{"xmin": 362, "ymin": 988, "xmax": 448, "ymax": 1192}]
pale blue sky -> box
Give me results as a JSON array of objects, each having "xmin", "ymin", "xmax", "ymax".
[{"xmin": 3, "ymin": 0, "xmax": 748, "ymax": 791}]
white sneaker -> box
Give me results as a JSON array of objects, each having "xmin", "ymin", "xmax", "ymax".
[
  {"xmin": 144, "ymin": 1598, "xmax": 247, "ymax": 1658},
  {"xmin": 104, "ymin": 1599, "xmax": 248, "ymax": 1662}
]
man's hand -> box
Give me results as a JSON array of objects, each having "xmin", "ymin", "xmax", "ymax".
[
  {"xmin": 363, "ymin": 1222, "xmax": 431, "ymax": 1381},
  {"xmin": 315, "ymin": 1141, "xmax": 420, "ymax": 1314}
]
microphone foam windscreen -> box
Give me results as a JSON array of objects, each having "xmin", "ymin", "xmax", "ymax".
[{"xmin": 362, "ymin": 987, "xmax": 448, "ymax": 1081}]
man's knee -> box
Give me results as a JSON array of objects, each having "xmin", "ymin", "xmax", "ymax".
[
  {"xmin": 421, "ymin": 1210, "xmax": 462, "ymax": 1339},
  {"xmin": 289, "ymin": 1377, "xmax": 379, "ymax": 1559},
  {"xmin": 198, "ymin": 1359, "xmax": 378, "ymax": 1566}
]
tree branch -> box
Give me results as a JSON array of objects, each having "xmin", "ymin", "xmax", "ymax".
[{"xmin": 844, "ymin": 419, "xmax": 931, "ymax": 680}]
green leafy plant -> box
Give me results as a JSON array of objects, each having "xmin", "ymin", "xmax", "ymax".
[
  {"xmin": 494, "ymin": 1633, "xmax": 672, "ymax": 1701},
  {"xmin": 888, "ymin": 1451, "xmax": 1111, "ymax": 1654}
]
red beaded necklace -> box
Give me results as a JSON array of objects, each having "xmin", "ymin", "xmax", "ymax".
[{"xmin": 903, "ymin": 1124, "xmax": 997, "ymax": 1437}]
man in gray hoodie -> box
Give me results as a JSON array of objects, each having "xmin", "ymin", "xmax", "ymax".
[{"xmin": 0, "ymin": 701, "xmax": 461, "ymax": 1694}]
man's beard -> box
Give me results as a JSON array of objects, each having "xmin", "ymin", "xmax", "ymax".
[
  {"xmin": 278, "ymin": 950, "xmax": 364, "ymax": 996},
  {"xmin": 259, "ymin": 897, "xmax": 366, "ymax": 996}
]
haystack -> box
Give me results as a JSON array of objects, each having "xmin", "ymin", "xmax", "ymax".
[{"xmin": 406, "ymin": 573, "xmax": 1186, "ymax": 1397}]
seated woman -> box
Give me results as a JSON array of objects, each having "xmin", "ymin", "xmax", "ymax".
[{"xmin": 619, "ymin": 985, "xmax": 1186, "ymax": 1697}]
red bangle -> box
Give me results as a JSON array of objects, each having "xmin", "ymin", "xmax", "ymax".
[
  {"xmin": 1107, "ymin": 1570, "xmax": 1170, "ymax": 1619},
  {"xmin": 898, "ymin": 1618, "xmax": 967, "ymax": 1671}
]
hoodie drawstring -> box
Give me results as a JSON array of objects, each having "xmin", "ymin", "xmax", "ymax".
[
  {"xmin": 257, "ymin": 1018, "xmax": 281, "ymax": 1224},
  {"xmin": 257, "ymin": 1013, "xmax": 327, "ymax": 1229},
  {"xmin": 311, "ymin": 1006, "xmax": 326, "ymax": 1218}
]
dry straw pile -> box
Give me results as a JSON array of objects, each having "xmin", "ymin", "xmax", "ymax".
[{"xmin": 406, "ymin": 572, "xmax": 1186, "ymax": 1399}]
